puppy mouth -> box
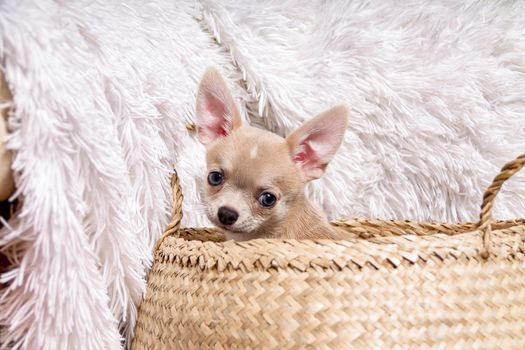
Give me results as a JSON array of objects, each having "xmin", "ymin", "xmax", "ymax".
[
  {"xmin": 209, "ymin": 217, "xmax": 252, "ymax": 234},
  {"xmin": 215, "ymin": 222, "xmax": 248, "ymax": 234}
]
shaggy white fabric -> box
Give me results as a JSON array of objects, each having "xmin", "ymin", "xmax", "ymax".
[
  {"xmin": 201, "ymin": 0, "xmax": 525, "ymax": 222},
  {"xmin": 1, "ymin": 0, "xmax": 524, "ymax": 349}
]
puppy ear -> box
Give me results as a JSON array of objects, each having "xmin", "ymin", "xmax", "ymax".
[
  {"xmin": 195, "ymin": 68, "xmax": 242, "ymax": 145},
  {"xmin": 286, "ymin": 106, "xmax": 348, "ymax": 181}
]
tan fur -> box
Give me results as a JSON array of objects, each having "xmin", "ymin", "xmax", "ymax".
[{"xmin": 203, "ymin": 126, "xmax": 346, "ymax": 240}]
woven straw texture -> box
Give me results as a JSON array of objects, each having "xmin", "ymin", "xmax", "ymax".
[{"xmin": 132, "ymin": 153, "xmax": 525, "ymax": 349}]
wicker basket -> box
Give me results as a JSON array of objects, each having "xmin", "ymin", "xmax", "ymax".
[{"xmin": 132, "ymin": 153, "xmax": 525, "ymax": 349}]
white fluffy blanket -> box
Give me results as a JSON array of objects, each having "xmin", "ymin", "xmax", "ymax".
[{"xmin": 1, "ymin": 0, "xmax": 524, "ymax": 348}]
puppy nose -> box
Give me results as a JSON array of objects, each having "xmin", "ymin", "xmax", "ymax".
[{"xmin": 217, "ymin": 206, "xmax": 239, "ymax": 225}]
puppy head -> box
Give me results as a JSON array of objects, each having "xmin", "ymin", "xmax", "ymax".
[{"xmin": 195, "ymin": 68, "xmax": 348, "ymax": 239}]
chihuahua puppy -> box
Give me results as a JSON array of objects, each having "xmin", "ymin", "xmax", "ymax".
[{"xmin": 195, "ymin": 68, "xmax": 348, "ymax": 241}]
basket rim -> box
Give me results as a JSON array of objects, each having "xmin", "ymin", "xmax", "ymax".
[
  {"xmin": 156, "ymin": 218, "xmax": 525, "ymax": 273},
  {"xmin": 158, "ymin": 152, "xmax": 525, "ymax": 259}
]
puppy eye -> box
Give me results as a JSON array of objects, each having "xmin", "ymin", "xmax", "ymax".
[
  {"xmin": 258, "ymin": 192, "xmax": 277, "ymax": 208},
  {"xmin": 207, "ymin": 171, "xmax": 223, "ymax": 186}
]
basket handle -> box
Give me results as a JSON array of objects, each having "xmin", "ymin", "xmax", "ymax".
[
  {"xmin": 154, "ymin": 169, "xmax": 184, "ymax": 252},
  {"xmin": 478, "ymin": 153, "xmax": 525, "ymax": 258}
]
